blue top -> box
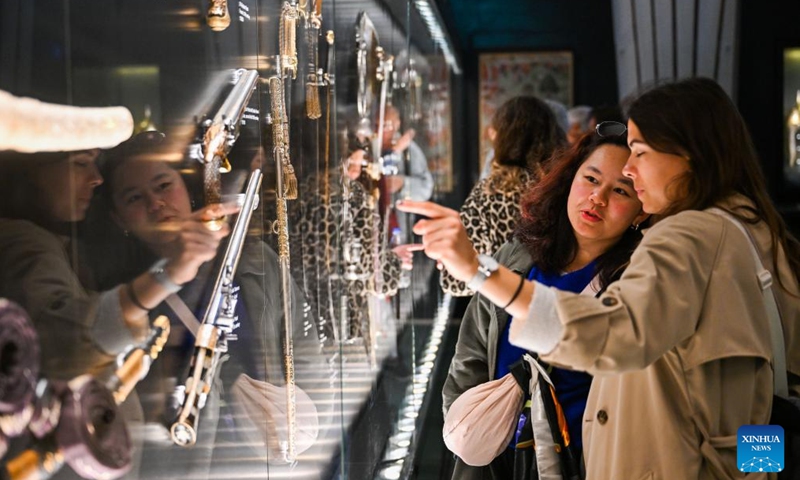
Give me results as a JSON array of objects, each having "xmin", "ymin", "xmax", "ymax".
[{"xmin": 496, "ymin": 262, "xmax": 595, "ymax": 449}]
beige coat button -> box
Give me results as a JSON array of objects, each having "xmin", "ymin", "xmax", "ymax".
[
  {"xmin": 597, "ymin": 410, "xmax": 608, "ymax": 425},
  {"xmin": 602, "ymin": 297, "xmax": 618, "ymax": 307}
]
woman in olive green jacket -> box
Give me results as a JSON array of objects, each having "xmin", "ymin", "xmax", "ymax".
[{"xmin": 444, "ymin": 131, "xmax": 648, "ymax": 479}]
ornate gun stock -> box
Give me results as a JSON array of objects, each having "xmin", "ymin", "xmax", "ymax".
[
  {"xmin": 106, "ymin": 316, "xmax": 170, "ymax": 405},
  {"xmin": 197, "ymin": 69, "xmax": 259, "ymax": 206},
  {"xmin": 170, "ymin": 170, "xmax": 263, "ymax": 447},
  {"xmin": 206, "ymin": 0, "xmax": 231, "ymax": 31}
]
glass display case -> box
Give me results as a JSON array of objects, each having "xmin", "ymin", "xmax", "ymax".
[
  {"xmin": 0, "ymin": 0, "xmax": 458, "ymax": 478},
  {"xmin": 783, "ymin": 47, "xmax": 800, "ymax": 185}
]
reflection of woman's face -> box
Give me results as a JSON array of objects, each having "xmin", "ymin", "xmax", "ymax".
[
  {"xmin": 110, "ymin": 159, "xmax": 192, "ymax": 247},
  {"xmin": 31, "ymin": 150, "xmax": 103, "ymax": 222},
  {"xmin": 347, "ymin": 149, "xmax": 366, "ymax": 180}
]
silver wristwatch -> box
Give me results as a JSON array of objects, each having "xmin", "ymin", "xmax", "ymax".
[
  {"xmin": 149, "ymin": 258, "xmax": 183, "ymax": 294},
  {"xmin": 467, "ymin": 254, "xmax": 500, "ymax": 291}
]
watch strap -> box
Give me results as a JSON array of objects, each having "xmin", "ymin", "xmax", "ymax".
[
  {"xmin": 150, "ymin": 259, "xmax": 183, "ymax": 294},
  {"xmin": 466, "ymin": 254, "xmax": 497, "ymax": 291}
]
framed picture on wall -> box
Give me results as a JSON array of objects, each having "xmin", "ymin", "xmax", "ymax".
[{"xmin": 478, "ymin": 51, "xmax": 573, "ymax": 172}]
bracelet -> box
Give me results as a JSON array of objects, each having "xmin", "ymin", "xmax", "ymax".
[
  {"xmin": 126, "ymin": 282, "xmax": 150, "ymax": 312},
  {"xmin": 501, "ymin": 275, "xmax": 526, "ymax": 310}
]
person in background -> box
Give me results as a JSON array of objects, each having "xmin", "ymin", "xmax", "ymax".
[
  {"xmin": 378, "ymin": 104, "xmax": 434, "ymax": 243},
  {"xmin": 401, "ymin": 77, "xmax": 800, "ymax": 479},
  {"xmin": 479, "ymin": 99, "xmax": 569, "ymax": 179},
  {"xmin": 567, "ymin": 105, "xmax": 594, "ymax": 144},
  {"xmin": 442, "ymin": 95, "xmax": 566, "ymax": 296},
  {"xmin": 589, "ymin": 104, "xmax": 624, "ymax": 129},
  {"xmin": 543, "ymin": 99, "xmax": 570, "ymax": 135}
]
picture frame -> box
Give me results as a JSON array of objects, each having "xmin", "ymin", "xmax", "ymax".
[{"xmin": 478, "ymin": 51, "xmax": 574, "ymax": 172}]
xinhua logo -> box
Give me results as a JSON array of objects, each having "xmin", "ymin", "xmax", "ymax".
[{"xmin": 737, "ymin": 425, "xmax": 784, "ymax": 473}]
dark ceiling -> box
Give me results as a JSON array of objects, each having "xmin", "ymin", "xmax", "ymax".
[{"xmin": 437, "ymin": 0, "xmax": 615, "ymax": 54}]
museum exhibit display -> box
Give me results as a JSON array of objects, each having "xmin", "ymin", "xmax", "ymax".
[{"xmin": 0, "ymin": 0, "xmax": 458, "ymax": 478}]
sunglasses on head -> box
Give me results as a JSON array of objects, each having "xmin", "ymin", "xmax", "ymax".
[{"xmin": 596, "ymin": 121, "xmax": 627, "ymax": 138}]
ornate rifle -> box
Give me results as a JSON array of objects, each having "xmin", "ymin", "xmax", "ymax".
[
  {"xmin": 170, "ymin": 170, "xmax": 264, "ymax": 447},
  {"xmin": 192, "ymin": 68, "xmax": 259, "ymax": 210}
]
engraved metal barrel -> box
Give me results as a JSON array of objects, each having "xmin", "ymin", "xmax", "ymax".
[{"xmin": 170, "ymin": 170, "xmax": 263, "ymax": 447}]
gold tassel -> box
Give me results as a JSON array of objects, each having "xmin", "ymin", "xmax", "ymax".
[
  {"xmin": 306, "ymin": 76, "xmax": 321, "ymax": 119},
  {"xmin": 283, "ymin": 160, "xmax": 298, "ymax": 200}
]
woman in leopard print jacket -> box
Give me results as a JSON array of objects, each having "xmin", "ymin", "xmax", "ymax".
[{"xmin": 441, "ymin": 96, "xmax": 566, "ymax": 296}]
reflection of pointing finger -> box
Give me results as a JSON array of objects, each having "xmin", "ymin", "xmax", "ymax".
[{"xmin": 405, "ymin": 243, "xmax": 425, "ymax": 252}]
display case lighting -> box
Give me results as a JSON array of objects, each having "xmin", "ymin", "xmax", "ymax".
[
  {"xmin": 412, "ymin": 0, "xmax": 461, "ymax": 74},
  {"xmin": 375, "ymin": 295, "xmax": 452, "ymax": 479}
]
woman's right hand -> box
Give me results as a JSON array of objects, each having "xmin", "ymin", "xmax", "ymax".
[
  {"xmin": 395, "ymin": 200, "xmax": 480, "ymax": 282},
  {"xmin": 162, "ymin": 203, "xmax": 240, "ymax": 285}
]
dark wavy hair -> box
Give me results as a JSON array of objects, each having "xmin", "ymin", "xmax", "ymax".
[
  {"xmin": 628, "ymin": 77, "xmax": 800, "ymax": 289},
  {"xmin": 514, "ymin": 133, "xmax": 644, "ymax": 289},
  {"xmin": 492, "ymin": 96, "xmax": 566, "ymax": 172}
]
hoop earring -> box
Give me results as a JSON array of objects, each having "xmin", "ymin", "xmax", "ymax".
[
  {"xmin": 123, "ymin": 230, "xmax": 130, "ymax": 237},
  {"xmin": 191, "ymin": 199, "xmax": 197, "ymax": 209},
  {"xmin": 630, "ymin": 223, "xmax": 640, "ymax": 231}
]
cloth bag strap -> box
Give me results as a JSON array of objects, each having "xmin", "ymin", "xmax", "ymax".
[
  {"xmin": 708, "ymin": 208, "xmax": 788, "ymax": 398},
  {"xmin": 164, "ymin": 293, "xmax": 201, "ymax": 336}
]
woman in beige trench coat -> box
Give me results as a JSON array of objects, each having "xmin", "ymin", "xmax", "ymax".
[{"xmin": 399, "ymin": 77, "xmax": 800, "ymax": 479}]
